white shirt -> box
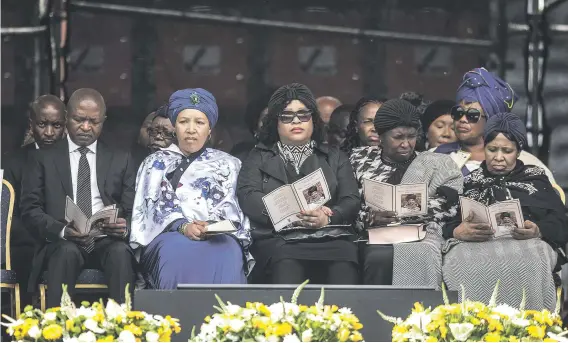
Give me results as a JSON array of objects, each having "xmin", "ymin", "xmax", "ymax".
[{"xmin": 67, "ymin": 136, "xmax": 104, "ymax": 214}]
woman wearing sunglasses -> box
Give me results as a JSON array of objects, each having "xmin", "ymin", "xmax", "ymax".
[
  {"xmin": 237, "ymin": 83, "xmax": 361, "ymax": 285},
  {"xmin": 350, "ymin": 99, "xmax": 462, "ymax": 286},
  {"xmin": 433, "ymin": 68, "xmax": 556, "ymax": 185}
]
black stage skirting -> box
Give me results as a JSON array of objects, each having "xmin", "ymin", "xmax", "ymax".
[{"xmin": 134, "ymin": 284, "xmax": 458, "ymax": 341}]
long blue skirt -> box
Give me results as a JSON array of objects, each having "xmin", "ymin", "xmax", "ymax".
[{"xmin": 140, "ymin": 232, "xmax": 247, "ymax": 289}]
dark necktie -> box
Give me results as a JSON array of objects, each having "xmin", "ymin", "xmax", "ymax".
[{"xmin": 77, "ymin": 146, "xmax": 94, "ymax": 253}]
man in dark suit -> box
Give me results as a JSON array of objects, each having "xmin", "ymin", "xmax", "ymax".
[
  {"xmin": 2, "ymin": 95, "xmax": 67, "ymax": 302},
  {"xmin": 21, "ymin": 88, "xmax": 137, "ymax": 307}
]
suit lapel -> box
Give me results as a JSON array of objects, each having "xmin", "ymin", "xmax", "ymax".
[
  {"xmin": 96, "ymin": 141, "xmax": 112, "ymax": 198},
  {"xmin": 54, "ymin": 140, "xmax": 73, "ymax": 197}
]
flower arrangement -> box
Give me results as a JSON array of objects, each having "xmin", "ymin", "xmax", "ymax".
[
  {"xmin": 1, "ymin": 285, "xmax": 181, "ymax": 342},
  {"xmin": 190, "ymin": 280, "xmax": 364, "ymax": 342},
  {"xmin": 378, "ymin": 281, "xmax": 568, "ymax": 342}
]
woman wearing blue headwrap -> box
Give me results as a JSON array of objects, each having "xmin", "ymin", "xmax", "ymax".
[
  {"xmin": 442, "ymin": 112, "xmax": 568, "ymax": 311},
  {"xmin": 129, "ymin": 88, "xmax": 253, "ymax": 288},
  {"xmin": 433, "ymin": 68, "xmax": 556, "ymax": 185}
]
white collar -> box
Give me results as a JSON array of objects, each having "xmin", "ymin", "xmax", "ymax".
[{"xmin": 67, "ymin": 135, "xmax": 97, "ymax": 154}]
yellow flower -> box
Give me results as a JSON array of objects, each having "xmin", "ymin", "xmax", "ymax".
[
  {"xmin": 488, "ymin": 319, "xmax": 504, "ymax": 332},
  {"xmin": 258, "ymin": 304, "xmax": 271, "ymax": 317},
  {"xmin": 65, "ymin": 319, "xmax": 74, "ymax": 331},
  {"xmin": 127, "ymin": 311, "xmax": 146, "ymax": 320},
  {"xmin": 252, "ymin": 317, "xmax": 268, "ymax": 330},
  {"xmin": 439, "ymin": 325, "xmax": 448, "ymax": 339},
  {"xmin": 204, "ymin": 316, "xmax": 211, "ymax": 323},
  {"xmin": 159, "ymin": 331, "xmax": 171, "ymax": 342},
  {"xmin": 425, "ymin": 336, "xmax": 438, "ymax": 342},
  {"xmin": 299, "ymin": 305, "xmax": 308, "ymax": 312},
  {"xmin": 331, "ymin": 305, "xmax": 339, "ymax": 312},
  {"xmin": 414, "ymin": 302, "xmax": 425, "ymax": 312},
  {"xmin": 527, "ymin": 325, "xmax": 546, "ymax": 339},
  {"xmin": 338, "ymin": 328, "xmax": 350, "ymax": 342},
  {"xmin": 124, "ymin": 324, "xmax": 143, "ymax": 337},
  {"xmin": 42, "ymin": 324, "xmax": 63, "ymax": 340},
  {"xmin": 544, "ymin": 338, "xmax": 558, "ymax": 342},
  {"xmin": 274, "ymin": 323, "xmax": 292, "ymax": 336},
  {"xmin": 93, "ymin": 312, "xmax": 105, "ymax": 323},
  {"xmin": 97, "ymin": 335, "xmax": 115, "ymax": 342},
  {"xmin": 393, "ymin": 325, "xmax": 408, "ymax": 334},
  {"xmin": 508, "ymin": 336, "xmax": 519, "ymax": 342},
  {"xmin": 350, "ymin": 332, "xmax": 363, "ymax": 342},
  {"xmin": 353, "ymin": 322, "xmax": 363, "ymax": 330},
  {"xmin": 174, "ymin": 325, "xmax": 181, "ymax": 334},
  {"xmin": 484, "ymin": 332, "xmax": 501, "ymax": 342}
]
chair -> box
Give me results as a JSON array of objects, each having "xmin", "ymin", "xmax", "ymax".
[
  {"xmin": 1, "ymin": 179, "xmax": 20, "ymax": 317},
  {"xmin": 39, "ymin": 268, "xmax": 109, "ymax": 311}
]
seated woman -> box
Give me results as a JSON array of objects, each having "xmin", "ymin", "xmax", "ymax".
[
  {"xmin": 237, "ymin": 83, "xmax": 361, "ymax": 285},
  {"xmin": 340, "ymin": 96, "xmax": 385, "ymax": 155},
  {"xmin": 130, "ymin": 88, "xmax": 252, "ymax": 289},
  {"xmin": 442, "ymin": 112, "xmax": 568, "ymax": 310},
  {"xmin": 350, "ymin": 99, "xmax": 463, "ymax": 287}
]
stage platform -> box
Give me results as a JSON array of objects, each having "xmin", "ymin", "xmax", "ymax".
[{"xmin": 135, "ymin": 284, "xmax": 457, "ymax": 341}]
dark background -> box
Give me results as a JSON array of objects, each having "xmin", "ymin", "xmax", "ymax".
[{"xmin": 2, "ymin": 0, "xmax": 567, "ymax": 185}]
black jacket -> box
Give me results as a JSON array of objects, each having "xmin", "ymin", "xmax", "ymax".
[
  {"xmin": 20, "ymin": 138, "xmax": 136, "ymax": 289},
  {"xmin": 237, "ymin": 142, "xmax": 360, "ymax": 240},
  {"xmin": 2, "ymin": 144, "xmax": 38, "ymax": 247}
]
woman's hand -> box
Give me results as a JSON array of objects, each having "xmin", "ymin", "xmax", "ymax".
[
  {"xmin": 512, "ymin": 220, "xmax": 540, "ymax": 240},
  {"xmin": 453, "ymin": 212, "xmax": 494, "ymax": 242},
  {"xmin": 367, "ymin": 209, "xmax": 398, "ymax": 227},
  {"xmin": 181, "ymin": 220, "xmax": 209, "ymax": 240},
  {"xmin": 298, "ymin": 207, "xmax": 332, "ymax": 229}
]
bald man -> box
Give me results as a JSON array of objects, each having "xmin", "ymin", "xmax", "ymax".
[
  {"xmin": 1, "ymin": 95, "xmax": 67, "ymax": 301},
  {"xmin": 21, "ymin": 88, "xmax": 136, "ymax": 307},
  {"xmin": 316, "ymin": 96, "xmax": 342, "ymax": 124}
]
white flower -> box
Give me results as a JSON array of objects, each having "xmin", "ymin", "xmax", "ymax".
[
  {"xmin": 511, "ymin": 317, "xmax": 530, "ymax": 327},
  {"xmin": 226, "ymin": 303, "xmax": 242, "ymax": 316},
  {"xmin": 492, "ymin": 304, "xmax": 520, "ymax": 318},
  {"xmin": 338, "ymin": 307, "xmax": 352, "ymax": 315},
  {"xmin": 301, "ymin": 329, "xmax": 313, "ymax": 342},
  {"xmin": 78, "ymin": 332, "xmax": 97, "ymax": 342},
  {"xmin": 330, "ymin": 324, "xmax": 338, "ymax": 331},
  {"xmin": 267, "ymin": 335, "xmax": 280, "ymax": 342},
  {"xmin": 119, "ymin": 330, "xmax": 136, "ymax": 343},
  {"xmin": 547, "ymin": 332, "xmax": 568, "ymax": 342},
  {"xmin": 63, "ymin": 337, "xmax": 79, "ymax": 343},
  {"xmin": 44, "ymin": 312, "xmax": 57, "ymax": 321},
  {"xmin": 449, "ymin": 323, "xmax": 475, "ymax": 342},
  {"xmin": 406, "ymin": 312, "xmax": 432, "ymax": 332},
  {"xmin": 229, "ymin": 319, "xmax": 246, "ymax": 332},
  {"xmin": 84, "ymin": 319, "xmax": 105, "ymax": 334},
  {"xmin": 105, "ymin": 299, "xmax": 126, "ymax": 320},
  {"xmin": 255, "ymin": 335, "xmax": 267, "ymax": 342},
  {"xmin": 76, "ymin": 307, "xmax": 97, "ymax": 318},
  {"xmin": 283, "ymin": 334, "xmax": 301, "ymax": 342},
  {"xmin": 28, "ymin": 325, "xmax": 41, "ymax": 339},
  {"xmin": 146, "ymin": 332, "xmax": 160, "ymax": 342},
  {"xmin": 268, "ymin": 302, "xmax": 300, "ymax": 321}
]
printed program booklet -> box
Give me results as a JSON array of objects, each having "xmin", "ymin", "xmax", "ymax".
[
  {"xmin": 362, "ymin": 179, "xmax": 428, "ymax": 217},
  {"xmin": 459, "ymin": 197, "xmax": 524, "ymax": 237},
  {"xmin": 65, "ymin": 196, "xmax": 118, "ymax": 237},
  {"xmin": 262, "ymin": 168, "xmax": 330, "ymax": 231}
]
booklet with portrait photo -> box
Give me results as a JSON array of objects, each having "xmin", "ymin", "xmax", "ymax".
[
  {"xmin": 362, "ymin": 179, "xmax": 428, "ymax": 217},
  {"xmin": 262, "ymin": 168, "xmax": 330, "ymax": 231},
  {"xmin": 65, "ymin": 196, "xmax": 118, "ymax": 237},
  {"xmin": 459, "ymin": 197, "xmax": 524, "ymax": 238},
  {"xmin": 206, "ymin": 220, "xmax": 237, "ymax": 235}
]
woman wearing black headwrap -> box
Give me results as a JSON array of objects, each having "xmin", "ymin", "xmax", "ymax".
[
  {"xmin": 237, "ymin": 83, "xmax": 361, "ymax": 284},
  {"xmin": 442, "ymin": 112, "xmax": 568, "ymax": 311},
  {"xmin": 349, "ymin": 99, "xmax": 463, "ymax": 286}
]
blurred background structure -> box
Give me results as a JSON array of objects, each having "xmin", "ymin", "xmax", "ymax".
[{"xmin": 2, "ymin": 0, "xmax": 567, "ymax": 186}]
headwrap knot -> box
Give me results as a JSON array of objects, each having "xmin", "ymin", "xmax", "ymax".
[
  {"xmin": 374, "ymin": 99, "xmax": 422, "ymax": 135},
  {"xmin": 166, "ymin": 88, "xmax": 219, "ymax": 127},
  {"xmin": 456, "ymin": 67, "xmax": 518, "ymax": 118},
  {"xmin": 483, "ymin": 112, "xmax": 527, "ymax": 149}
]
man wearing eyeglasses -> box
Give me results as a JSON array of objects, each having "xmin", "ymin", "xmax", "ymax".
[
  {"xmin": 434, "ymin": 68, "xmax": 555, "ymax": 185},
  {"xmin": 21, "ymin": 88, "xmax": 136, "ymax": 308},
  {"xmin": 147, "ymin": 112, "xmax": 176, "ymax": 153}
]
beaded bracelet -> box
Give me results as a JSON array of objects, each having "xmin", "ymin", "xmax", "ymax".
[{"xmin": 178, "ymin": 222, "xmax": 188, "ymax": 235}]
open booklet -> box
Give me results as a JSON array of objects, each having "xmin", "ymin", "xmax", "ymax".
[
  {"xmin": 362, "ymin": 179, "xmax": 428, "ymax": 217},
  {"xmin": 205, "ymin": 220, "xmax": 237, "ymax": 235},
  {"xmin": 459, "ymin": 197, "xmax": 524, "ymax": 238},
  {"xmin": 65, "ymin": 196, "xmax": 118, "ymax": 237},
  {"xmin": 262, "ymin": 168, "xmax": 330, "ymax": 231}
]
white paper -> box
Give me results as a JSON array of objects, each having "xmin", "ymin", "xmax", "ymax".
[
  {"xmin": 362, "ymin": 179, "xmax": 427, "ymax": 217},
  {"xmin": 459, "ymin": 197, "xmax": 524, "ymax": 238},
  {"xmin": 0, "ymin": 169, "xmax": 4, "ymax": 183},
  {"xmin": 368, "ymin": 224, "xmax": 426, "ymax": 245},
  {"xmin": 65, "ymin": 196, "xmax": 118, "ymax": 236},
  {"xmin": 262, "ymin": 168, "xmax": 330, "ymax": 231},
  {"xmin": 207, "ymin": 220, "xmax": 237, "ymax": 234}
]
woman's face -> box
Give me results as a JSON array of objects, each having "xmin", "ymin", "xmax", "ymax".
[
  {"xmin": 357, "ymin": 103, "xmax": 381, "ymax": 146},
  {"xmin": 277, "ymin": 100, "xmax": 314, "ymax": 146},
  {"xmin": 175, "ymin": 109, "xmax": 211, "ymax": 155},
  {"xmin": 427, "ymin": 114, "xmax": 456, "ymax": 148},
  {"xmin": 454, "ymin": 101, "xmax": 486, "ymax": 145},
  {"xmin": 485, "ymin": 133, "xmax": 519, "ymax": 175},
  {"xmin": 381, "ymin": 127, "xmax": 418, "ymax": 163}
]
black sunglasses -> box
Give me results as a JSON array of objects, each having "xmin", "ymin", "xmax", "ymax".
[
  {"xmin": 450, "ymin": 106, "xmax": 486, "ymax": 123},
  {"xmin": 278, "ymin": 110, "xmax": 313, "ymax": 124}
]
